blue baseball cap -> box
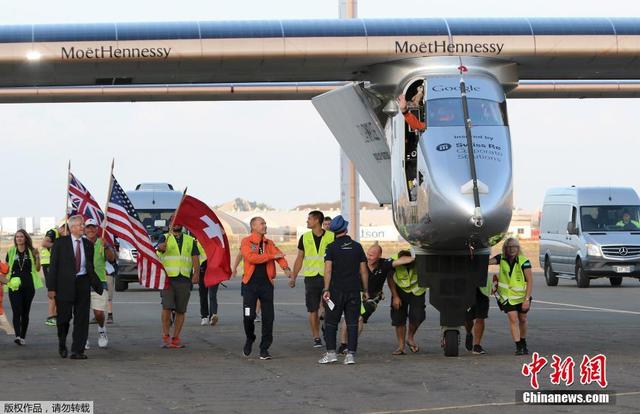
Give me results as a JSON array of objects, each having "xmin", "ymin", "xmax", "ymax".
[{"xmin": 329, "ymin": 215, "xmax": 349, "ymax": 234}]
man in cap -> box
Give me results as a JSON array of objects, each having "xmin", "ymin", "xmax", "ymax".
[
  {"xmin": 84, "ymin": 219, "xmax": 116, "ymax": 349},
  {"xmin": 318, "ymin": 215, "xmax": 369, "ymax": 365}
]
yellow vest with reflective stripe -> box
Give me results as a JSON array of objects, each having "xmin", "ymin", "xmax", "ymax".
[
  {"xmin": 497, "ymin": 255, "xmax": 528, "ymax": 305},
  {"xmin": 302, "ymin": 230, "xmax": 334, "ymax": 277},
  {"xmin": 197, "ymin": 241, "xmax": 207, "ymax": 265},
  {"xmin": 158, "ymin": 233, "xmax": 195, "ymax": 277},
  {"xmin": 4, "ymin": 246, "xmax": 43, "ymax": 292},
  {"xmin": 391, "ymin": 254, "xmax": 425, "ymax": 296},
  {"xmin": 40, "ymin": 228, "xmax": 59, "ymax": 265}
]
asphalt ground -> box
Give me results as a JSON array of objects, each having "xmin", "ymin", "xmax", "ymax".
[{"xmin": 1, "ymin": 272, "xmax": 639, "ymax": 414}]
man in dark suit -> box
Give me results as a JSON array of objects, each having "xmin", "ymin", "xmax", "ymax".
[{"xmin": 47, "ymin": 215, "xmax": 103, "ymax": 359}]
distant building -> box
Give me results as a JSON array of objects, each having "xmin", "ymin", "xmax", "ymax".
[
  {"xmin": 39, "ymin": 217, "xmax": 56, "ymax": 234},
  {"xmin": 508, "ymin": 209, "xmax": 536, "ymax": 240},
  {"xmin": 1, "ymin": 217, "xmax": 18, "ymax": 235}
]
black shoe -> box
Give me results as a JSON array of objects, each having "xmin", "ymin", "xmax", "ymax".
[
  {"xmin": 521, "ymin": 338, "xmax": 529, "ymax": 355},
  {"xmin": 337, "ymin": 343, "xmax": 348, "ymax": 355},
  {"xmin": 243, "ymin": 337, "xmax": 255, "ymax": 357},
  {"xmin": 465, "ymin": 333, "xmax": 473, "ymax": 352},
  {"xmin": 313, "ymin": 338, "xmax": 323, "ymax": 348},
  {"xmin": 472, "ymin": 344, "xmax": 486, "ymax": 355},
  {"xmin": 70, "ymin": 353, "xmax": 88, "ymax": 360},
  {"xmin": 259, "ymin": 350, "xmax": 272, "ymax": 360},
  {"xmin": 58, "ymin": 346, "xmax": 68, "ymax": 359},
  {"xmin": 515, "ymin": 341, "xmax": 524, "ymax": 355}
]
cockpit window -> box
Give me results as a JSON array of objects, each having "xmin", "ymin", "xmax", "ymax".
[{"xmin": 426, "ymin": 98, "xmax": 508, "ymax": 127}]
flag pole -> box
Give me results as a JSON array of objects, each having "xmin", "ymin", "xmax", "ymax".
[
  {"xmin": 101, "ymin": 159, "xmax": 115, "ymax": 241},
  {"xmin": 168, "ymin": 187, "xmax": 188, "ymax": 231},
  {"xmin": 64, "ymin": 161, "xmax": 71, "ymax": 229}
]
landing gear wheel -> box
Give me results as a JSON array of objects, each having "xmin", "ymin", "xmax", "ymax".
[
  {"xmin": 443, "ymin": 329, "xmax": 459, "ymax": 357},
  {"xmin": 609, "ymin": 276, "xmax": 623, "ymax": 287}
]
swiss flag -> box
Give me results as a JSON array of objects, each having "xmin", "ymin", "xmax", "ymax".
[{"xmin": 173, "ymin": 195, "xmax": 231, "ymax": 287}]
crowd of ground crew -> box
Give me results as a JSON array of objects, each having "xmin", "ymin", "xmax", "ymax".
[{"xmin": 0, "ymin": 211, "xmax": 533, "ymax": 363}]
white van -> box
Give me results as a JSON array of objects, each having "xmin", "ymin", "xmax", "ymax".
[{"xmin": 539, "ymin": 187, "xmax": 640, "ymax": 288}]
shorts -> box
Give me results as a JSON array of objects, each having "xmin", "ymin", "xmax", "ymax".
[
  {"xmin": 499, "ymin": 298, "xmax": 532, "ymax": 314},
  {"xmin": 161, "ymin": 277, "xmax": 192, "ymax": 314},
  {"xmin": 466, "ymin": 288, "xmax": 490, "ymax": 321},
  {"xmin": 390, "ymin": 288, "xmax": 426, "ymax": 327},
  {"xmin": 304, "ymin": 276, "xmax": 324, "ymax": 312},
  {"xmin": 91, "ymin": 283, "xmax": 109, "ymax": 312},
  {"xmin": 106, "ymin": 274, "xmax": 115, "ymax": 301}
]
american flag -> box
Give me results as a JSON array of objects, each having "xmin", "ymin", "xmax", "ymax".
[
  {"xmin": 105, "ymin": 176, "xmax": 167, "ymax": 289},
  {"xmin": 68, "ymin": 172, "xmax": 105, "ymax": 223}
]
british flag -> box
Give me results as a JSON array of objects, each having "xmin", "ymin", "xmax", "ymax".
[
  {"xmin": 68, "ymin": 172, "xmax": 105, "ymax": 223},
  {"xmin": 105, "ymin": 176, "xmax": 167, "ymax": 289}
]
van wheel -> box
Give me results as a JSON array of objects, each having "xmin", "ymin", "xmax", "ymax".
[
  {"xmin": 544, "ymin": 259, "xmax": 559, "ymax": 286},
  {"xmin": 609, "ymin": 276, "xmax": 623, "ymax": 287},
  {"xmin": 115, "ymin": 279, "xmax": 128, "ymax": 292},
  {"xmin": 575, "ymin": 260, "xmax": 590, "ymax": 288}
]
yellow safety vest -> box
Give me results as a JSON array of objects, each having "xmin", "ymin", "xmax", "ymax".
[
  {"xmin": 4, "ymin": 246, "xmax": 43, "ymax": 292},
  {"xmin": 392, "ymin": 254, "xmax": 426, "ymax": 296},
  {"xmin": 197, "ymin": 241, "xmax": 207, "ymax": 265},
  {"xmin": 40, "ymin": 227, "xmax": 59, "ymax": 266},
  {"xmin": 616, "ymin": 220, "xmax": 640, "ymax": 229},
  {"xmin": 158, "ymin": 233, "xmax": 195, "ymax": 277},
  {"xmin": 497, "ymin": 255, "xmax": 529, "ymax": 305},
  {"xmin": 302, "ymin": 230, "xmax": 334, "ymax": 277}
]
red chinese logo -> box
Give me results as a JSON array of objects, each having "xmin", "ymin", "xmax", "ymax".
[
  {"xmin": 522, "ymin": 353, "xmax": 608, "ymax": 389},
  {"xmin": 549, "ymin": 355, "xmax": 575, "ymax": 386},
  {"xmin": 521, "ymin": 352, "xmax": 548, "ymax": 390},
  {"xmin": 579, "ymin": 354, "xmax": 608, "ymax": 388}
]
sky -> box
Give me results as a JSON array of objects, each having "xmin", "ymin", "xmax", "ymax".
[{"xmin": 2, "ymin": 0, "xmax": 640, "ymax": 218}]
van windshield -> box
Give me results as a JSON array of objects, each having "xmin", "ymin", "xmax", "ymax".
[
  {"xmin": 426, "ymin": 98, "xmax": 508, "ymax": 127},
  {"xmin": 580, "ymin": 205, "xmax": 640, "ymax": 231},
  {"xmin": 137, "ymin": 209, "xmax": 175, "ymax": 241}
]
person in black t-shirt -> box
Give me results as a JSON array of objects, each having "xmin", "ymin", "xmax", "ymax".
[
  {"xmin": 336, "ymin": 242, "xmax": 393, "ymax": 354},
  {"xmin": 318, "ymin": 216, "xmax": 368, "ymax": 365}
]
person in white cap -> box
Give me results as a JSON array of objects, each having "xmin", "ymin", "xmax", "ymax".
[{"xmin": 84, "ymin": 219, "xmax": 116, "ymax": 349}]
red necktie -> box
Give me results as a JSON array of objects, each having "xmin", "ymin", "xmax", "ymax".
[{"xmin": 75, "ymin": 240, "xmax": 81, "ymax": 274}]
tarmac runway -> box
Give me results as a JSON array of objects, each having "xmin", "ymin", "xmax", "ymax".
[{"xmin": 1, "ymin": 273, "xmax": 639, "ymax": 414}]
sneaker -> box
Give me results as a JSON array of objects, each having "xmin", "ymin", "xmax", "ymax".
[
  {"xmin": 472, "ymin": 344, "xmax": 486, "ymax": 355},
  {"xmin": 170, "ymin": 336, "xmax": 185, "ymax": 349},
  {"xmin": 465, "ymin": 333, "xmax": 473, "ymax": 352},
  {"xmin": 14, "ymin": 337, "xmax": 21, "ymax": 346},
  {"xmin": 343, "ymin": 353, "xmax": 356, "ymax": 365},
  {"xmin": 337, "ymin": 343, "xmax": 348, "ymax": 355},
  {"xmin": 107, "ymin": 313, "xmax": 114, "ymax": 324},
  {"xmin": 98, "ymin": 331, "xmax": 108, "ymax": 348},
  {"xmin": 318, "ymin": 351, "xmax": 338, "ymax": 364},
  {"xmin": 45, "ymin": 316, "xmax": 57, "ymax": 327},
  {"xmin": 209, "ymin": 314, "xmax": 219, "ymax": 326},
  {"xmin": 19, "ymin": 338, "xmax": 26, "ymax": 346},
  {"xmin": 85, "ymin": 341, "xmax": 90, "ymax": 350},
  {"xmin": 259, "ymin": 350, "xmax": 272, "ymax": 360},
  {"xmin": 162, "ymin": 335, "xmax": 171, "ymax": 348},
  {"xmin": 313, "ymin": 338, "xmax": 322, "ymax": 348},
  {"xmin": 200, "ymin": 317, "xmax": 208, "ymax": 326},
  {"xmin": 243, "ymin": 337, "xmax": 255, "ymax": 357}
]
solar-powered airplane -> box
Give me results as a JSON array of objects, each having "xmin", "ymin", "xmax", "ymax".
[{"xmin": 3, "ymin": 17, "xmax": 640, "ymax": 356}]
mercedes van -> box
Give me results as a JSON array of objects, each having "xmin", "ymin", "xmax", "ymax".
[
  {"xmin": 539, "ymin": 187, "xmax": 640, "ymax": 288},
  {"xmin": 115, "ymin": 182, "xmax": 182, "ymax": 291}
]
